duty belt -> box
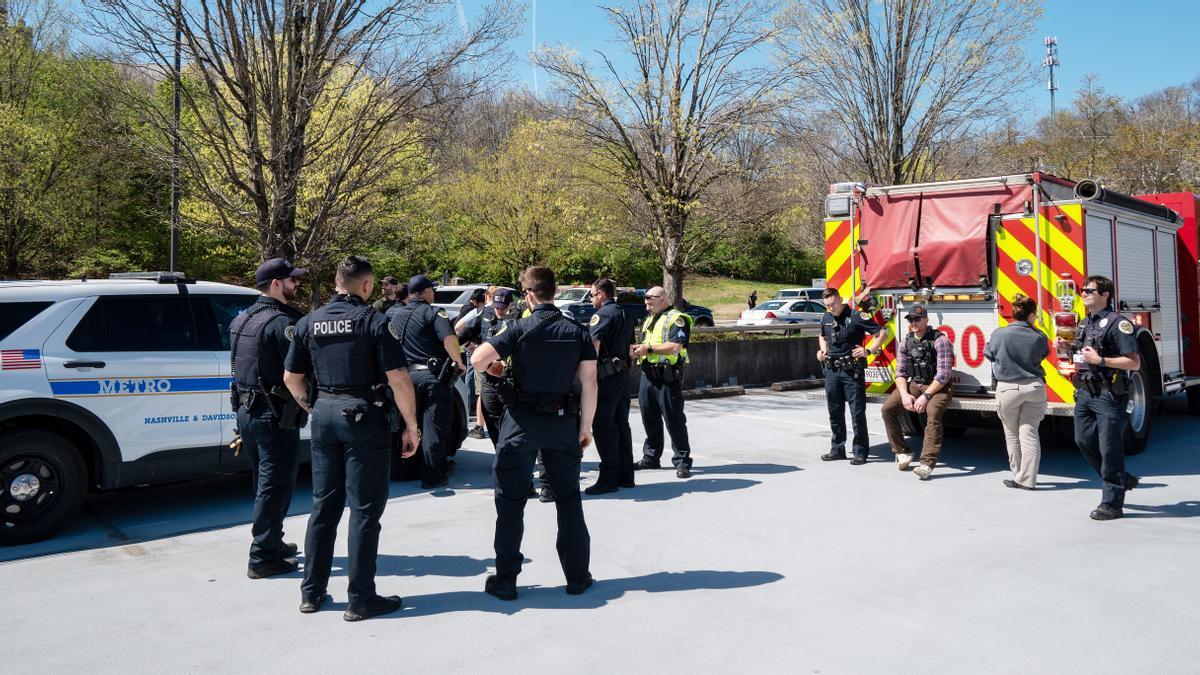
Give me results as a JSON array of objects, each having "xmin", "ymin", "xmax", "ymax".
[
  {"xmin": 316, "ymin": 384, "xmax": 376, "ymax": 398},
  {"xmin": 407, "ymin": 364, "xmax": 430, "ymax": 371}
]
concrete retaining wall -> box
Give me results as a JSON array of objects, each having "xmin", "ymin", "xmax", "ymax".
[{"xmin": 627, "ymin": 336, "xmax": 821, "ymax": 394}]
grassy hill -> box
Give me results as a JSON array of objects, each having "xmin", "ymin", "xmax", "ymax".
[{"xmin": 684, "ymin": 275, "xmax": 813, "ymax": 320}]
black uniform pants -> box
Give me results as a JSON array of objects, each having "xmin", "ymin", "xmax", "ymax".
[
  {"xmin": 640, "ymin": 374, "xmax": 692, "ymax": 469},
  {"xmin": 593, "ymin": 371, "xmax": 635, "ymax": 486},
  {"xmin": 238, "ymin": 405, "xmax": 300, "ymax": 567},
  {"xmin": 492, "ymin": 404, "xmax": 590, "ymax": 583},
  {"xmin": 411, "ymin": 369, "xmax": 453, "ymax": 484},
  {"xmin": 1074, "ymin": 388, "xmax": 1130, "ymax": 508},
  {"xmin": 823, "ymin": 366, "xmax": 869, "ymax": 458},
  {"xmin": 301, "ymin": 397, "xmax": 391, "ymax": 606},
  {"xmin": 480, "ymin": 378, "xmax": 505, "ymax": 449}
]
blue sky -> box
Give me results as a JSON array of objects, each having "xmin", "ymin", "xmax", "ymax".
[{"xmin": 461, "ymin": 0, "xmax": 1200, "ymax": 117}]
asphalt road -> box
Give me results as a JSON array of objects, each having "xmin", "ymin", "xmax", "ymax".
[{"xmin": 3, "ymin": 391, "xmax": 1199, "ymax": 672}]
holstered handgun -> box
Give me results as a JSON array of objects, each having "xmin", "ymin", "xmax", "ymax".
[
  {"xmin": 431, "ymin": 357, "xmax": 464, "ymax": 390},
  {"xmin": 269, "ymin": 385, "xmax": 308, "ymax": 430}
]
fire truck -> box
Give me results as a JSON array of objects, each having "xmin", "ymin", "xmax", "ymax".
[{"xmin": 819, "ymin": 173, "xmax": 1200, "ymax": 452}]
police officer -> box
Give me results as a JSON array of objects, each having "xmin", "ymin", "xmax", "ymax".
[
  {"xmin": 231, "ymin": 258, "xmax": 307, "ymax": 579},
  {"xmin": 389, "ymin": 275, "xmax": 466, "ymax": 489},
  {"xmin": 283, "ymin": 255, "xmax": 420, "ymax": 621},
  {"xmin": 816, "ymin": 288, "xmax": 886, "ymax": 465},
  {"xmin": 372, "ymin": 275, "xmax": 404, "ymax": 314},
  {"xmin": 469, "ymin": 265, "xmax": 597, "ymax": 600},
  {"xmin": 584, "ymin": 278, "xmax": 635, "ymax": 495},
  {"xmin": 1060, "ymin": 275, "xmax": 1142, "ymax": 521},
  {"xmin": 633, "ymin": 286, "xmax": 693, "ymax": 478},
  {"xmin": 459, "ymin": 287, "xmax": 517, "ymax": 448}
]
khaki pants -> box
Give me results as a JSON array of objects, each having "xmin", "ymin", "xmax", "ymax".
[
  {"xmin": 881, "ymin": 382, "xmax": 953, "ymax": 467},
  {"xmin": 996, "ymin": 380, "xmax": 1047, "ymax": 488}
]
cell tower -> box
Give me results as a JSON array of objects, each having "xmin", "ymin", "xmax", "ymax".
[{"xmin": 1043, "ymin": 36, "xmax": 1060, "ymax": 115}]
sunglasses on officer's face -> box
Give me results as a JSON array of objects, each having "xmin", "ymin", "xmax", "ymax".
[{"xmin": 1080, "ymin": 287, "xmax": 1099, "ymax": 295}]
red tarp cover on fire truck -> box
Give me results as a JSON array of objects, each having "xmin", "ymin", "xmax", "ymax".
[{"xmin": 859, "ymin": 185, "xmax": 1030, "ymax": 289}]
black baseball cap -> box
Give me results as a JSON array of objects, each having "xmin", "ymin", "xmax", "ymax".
[
  {"xmin": 905, "ymin": 304, "xmax": 929, "ymax": 321},
  {"xmin": 255, "ymin": 258, "xmax": 306, "ymax": 286},
  {"xmin": 408, "ymin": 274, "xmax": 434, "ymax": 295},
  {"xmin": 492, "ymin": 288, "xmax": 515, "ymax": 307}
]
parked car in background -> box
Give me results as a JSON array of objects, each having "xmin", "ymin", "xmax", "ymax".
[
  {"xmin": 564, "ymin": 289, "xmax": 714, "ymax": 328},
  {"xmin": 553, "ymin": 286, "xmax": 591, "ymax": 307},
  {"xmin": 737, "ymin": 299, "xmax": 825, "ymax": 326},
  {"xmin": 432, "ymin": 284, "xmax": 489, "ymax": 321},
  {"xmin": 773, "ymin": 287, "xmax": 825, "ymax": 301}
]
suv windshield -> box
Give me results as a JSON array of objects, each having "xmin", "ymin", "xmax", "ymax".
[
  {"xmin": 434, "ymin": 289, "xmax": 465, "ymax": 304},
  {"xmin": 0, "ymin": 301, "xmax": 53, "ymax": 341}
]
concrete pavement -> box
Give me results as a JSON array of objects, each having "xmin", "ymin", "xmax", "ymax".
[{"xmin": 3, "ymin": 391, "xmax": 1199, "ymax": 673}]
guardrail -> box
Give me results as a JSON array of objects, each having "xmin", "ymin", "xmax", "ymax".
[{"xmin": 693, "ymin": 324, "xmax": 821, "ymax": 337}]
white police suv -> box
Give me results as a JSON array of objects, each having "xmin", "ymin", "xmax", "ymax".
[{"xmin": 0, "ymin": 273, "xmax": 467, "ymax": 545}]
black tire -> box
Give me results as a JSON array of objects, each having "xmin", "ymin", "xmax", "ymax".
[
  {"xmin": 0, "ymin": 430, "xmax": 87, "ymax": 546},
  {"xmin": 898, "ymin": 411, "xmax": 923, "ymax": 437},
  {"xmin": 942, "ymin": 425, "xmax": 968, "ymax": 439},
  {"xmin": 1187, "ymin": 386, "xmax": 1200, "ymax": 416},
  {"xmin": 1123, "ymin": 349, "xmax": 1154, "ymax": 455},
  {"xmin": 694, "ymin": 317, "xmax": 714, "ymax": 328}
]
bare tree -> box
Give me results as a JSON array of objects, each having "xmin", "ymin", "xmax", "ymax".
[
  {"xmin": 85, "ymin": 0, "xmax": 519, "ymax": 276},
  {"xmin": 535, "ymin": 0, "xmax": 792, "ymax": 303},
  {"xmin": 778, "ymin": 0, "xmax": 1040, "ymax": 185}
]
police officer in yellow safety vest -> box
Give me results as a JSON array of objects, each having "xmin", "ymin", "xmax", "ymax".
[{"xmin": 632, "ymin": 287, "xmax": 694, "ymax": 478}]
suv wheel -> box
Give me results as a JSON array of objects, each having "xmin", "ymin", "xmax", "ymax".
[{"xmin": 1, "ymin": 430, "xmax": 87, "ymax": 545}]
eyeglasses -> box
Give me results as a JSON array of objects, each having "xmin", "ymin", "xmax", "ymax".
[{"xmin": 1080, "ymin": 288, "xmax": 1099, "ymax": 295}]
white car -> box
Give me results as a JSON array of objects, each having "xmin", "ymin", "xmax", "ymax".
[
  {"xmin": 772, "ymin": 287, "xmax": 825, "ymax": 301},
  {"xmin": 432, "ymin": 284, "xmax": 489, "ymax": 321},
  {"xmin": 737, "ymin": 299, "xmax": 826, "ymax": 326},
  {"xmin": 0, "ymin": 273, "xmax": 468, "ymax": 544},
  {"xmin": 553, "ymin": 287, "xmax": 591, "ymax": 308}
]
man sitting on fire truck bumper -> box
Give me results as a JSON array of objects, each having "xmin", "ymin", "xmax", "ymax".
[{"xmin": 881, "ymin": 304, "xmax": 954, "ymax": 479}]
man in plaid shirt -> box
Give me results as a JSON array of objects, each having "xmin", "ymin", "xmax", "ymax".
[{"xmin": 881, "ymin": 304, "xmax": 955, "ymax": 480}]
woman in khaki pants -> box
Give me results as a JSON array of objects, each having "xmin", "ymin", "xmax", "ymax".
[{"xmin": 984, "ymin": 294, "xmax": 1050, "ymax": 489}]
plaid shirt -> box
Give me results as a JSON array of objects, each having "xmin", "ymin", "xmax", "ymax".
[{"xmin": 895, "ymin": 330, "xmax": 954, "ymax": 385}]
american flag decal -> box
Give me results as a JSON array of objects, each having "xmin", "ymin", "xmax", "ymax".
[{"xmin": 1, "ymin": 349, "xmax": 42, "ymax": 370}]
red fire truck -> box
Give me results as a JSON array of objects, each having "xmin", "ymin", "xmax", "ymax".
[{"xmin": 821, "ymin": 173, "xmax": 1200, "ymax": 451}]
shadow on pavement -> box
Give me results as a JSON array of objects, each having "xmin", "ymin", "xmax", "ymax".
[
  {"xmin": 695, "ymin": 463, "xmax": 801, "ymax": 475},
  {"xmin": 327, "ymin": 554, "xmax": 495, "ymax": 578},
  {"xmin": 1123, "ymin": 501, "xmax": 1200, "ymax": 518},
  {"xmin": 386, "ymin": 569, "xmax": 785, "ymax": 618},
  {"xmin": 587, "ymin": 478, "xmax": 761, "ymax": 502}
]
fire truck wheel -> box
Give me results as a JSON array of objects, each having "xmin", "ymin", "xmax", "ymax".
[
  {"xmin": 897, "ymin": 411, "xmax": 923, "ymax": 437},
  {"xmin": 1123, "ymin": 352, "xmax": 1154, "ymax": 456},
  {"xmin": 1187, "ymin": 387, "xmax": 1200, "ymax": 416}
]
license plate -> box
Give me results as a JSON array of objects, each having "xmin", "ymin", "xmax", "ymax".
[{"xmin": 864, "ymin": 366, "xmax": 893, "ymax": 383}]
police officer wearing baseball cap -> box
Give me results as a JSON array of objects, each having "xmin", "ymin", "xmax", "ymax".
[
  {"xmin": 389, "ymin": 274, "xmax": 467, "ymax": 489},
  {"xmin": 283, "ymin": 255, "xmax": 420, "ymax": 621},
  {"xmin": 460, "ymin": 287, "xmax": 518, "ymax": 448},
  {"xmin": 584, "ymin": 278, "xmax": 636, "ymax": 494},
  {"xmin": 470, "ymin": 265, "xmax": 598, "ymax": 600},
  {"xmin": 232, "ymin": 258, "xmax": 307, "ymax": 579}
]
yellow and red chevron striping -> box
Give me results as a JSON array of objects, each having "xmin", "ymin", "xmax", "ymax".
[
  {"xmin": 994, "ymin": 210, "xmax": 1086, "ymax": 404},
  {"xmin": 825, "ymin": 217, "xmax": 896, "ymax": 393}
]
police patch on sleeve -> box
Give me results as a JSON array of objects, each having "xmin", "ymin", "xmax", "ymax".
[
  {"xmin": 437, "ymin": 308, "xmax": 449, "ymax": 319},
  {"xmin": 1118, "ymin": 320, "xmax": 1134, "ymax": 335},
  {"xmin": 284, "ymin": 325, "xmax": 296, "ymax": 342},
  {"xmin": 589, "ymin": 315, "xmax": 600, "ymax": 326},
  {"xmin": 674, "ymin": 316, "xmax": 687, "ymax": 328},
  {"xmin": 495, "ymin": 323, "xmax": 508, "ymax": 336},
  {"xmin": 388, "ymin": 321, "xmax": 400, "ymax": 340},
  {"xmin": 859, "ymin": 312, "xmax": 873, "ymax": 320}
]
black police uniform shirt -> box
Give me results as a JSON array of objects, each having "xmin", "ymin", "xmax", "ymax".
[
  {"xmin": 461, "ymin": 306, "xmax": 506, "ymax": 345},
  {"xmin": 232, "ymin": 296, "xmax": 305, "ymax": 390},
  {"xmin": 821, "ymin": 305, "xmax": 882, "ymax": 357},
  {"xmin": 487, "ymin": 304, "xmax": 597, "ymax": 394},
  {"xmin": 1077, "ymin": 307, "xmax": 1138, "ymax": 374},
  {"xmin": 644, "ymin": 310, "xmax": 691, "ymax": 349},
  {"xmin": 284, "ymin": 294, "xmax": 407, "ymax": 387},
  {"xmin": 588, "ymin": 299, "xmax": 632, "ymax": 362},
  {"xmin": 389, "ymin": 299, "xmax": 455, "ymax": 364}
]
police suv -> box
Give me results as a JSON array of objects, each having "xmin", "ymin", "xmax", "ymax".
[{"xmin": 0, "ymin": 273, "xmax": 468, "ymax": 545}]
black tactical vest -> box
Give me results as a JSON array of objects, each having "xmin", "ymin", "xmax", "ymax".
[
  {"xmin": 1075, "ymin": 309, "xmax": 1131, "ymax": 382},
  {"xmin": 511, "ymin": 309, "xmax": 581, "ymax": 395},
  {"xmin": 905, "ymin": 329, "xmax": 943, "ymax": 384},
  {"xmin": 231, "ymin": 303, "xmax": 284, "ymax": 391},
  {"xmin": 305, "ymin": 296, "xmax": 380, "ymax": 389}
]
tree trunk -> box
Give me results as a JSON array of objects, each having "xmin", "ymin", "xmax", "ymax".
[{"xmin": 663, "ymin": 265, "xmax": 685, "ymax": 308}]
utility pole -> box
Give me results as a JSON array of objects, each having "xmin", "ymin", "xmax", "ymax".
[
  {"xmin": 169, "ymin": 0, "xmax": 182, "ymax": 272},
  {"xmin": 1043, "ymin": 36, "xmax": 1060, "ymax": 116}
]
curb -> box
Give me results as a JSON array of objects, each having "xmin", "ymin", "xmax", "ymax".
[
  {"xmin": 682, "ymin": 385, "xmax": 745, "ymax": 400},
  {"xmin": 770, "ymin": 379, "xmax": 825, "ymax": 392}
]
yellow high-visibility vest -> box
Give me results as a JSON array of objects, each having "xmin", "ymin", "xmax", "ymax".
[{"xmin": 638, "ymin": 309, "xmax": 691, "ymax": 365}]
